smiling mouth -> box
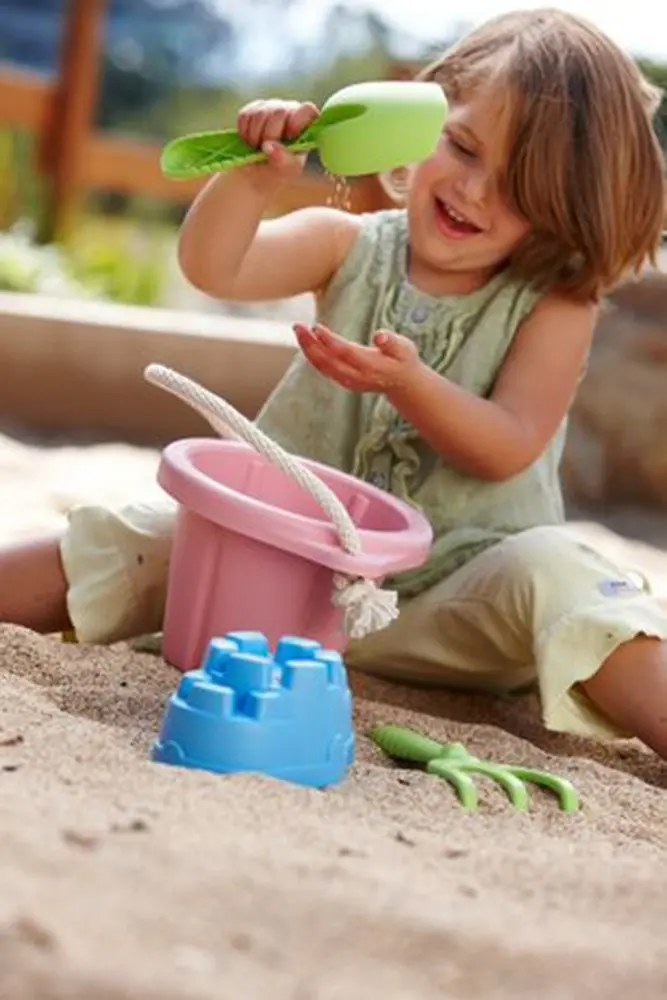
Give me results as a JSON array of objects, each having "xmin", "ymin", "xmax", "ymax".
[{"xmin": 434, "ymin": 198, "xmax": 483, "ymax": 236}]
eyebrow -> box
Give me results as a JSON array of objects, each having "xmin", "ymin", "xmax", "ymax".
[{"xmin": 454, "ymin": 122, "xmax": 482, "ymax": 148}]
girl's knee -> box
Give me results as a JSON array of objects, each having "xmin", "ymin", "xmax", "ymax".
[
  {"xmin": 487, "ymin": 525, "xmax": 643, "ymax": 637},
  {"xmin": 501, "ymin": 525, "xmax": 621, "ymax": 591},
  {"xmin": 580, "ymin": 636, "xmax": 667, "ymax": 756},
  {"xmin": 504, "ymin": 525, "xmax": 581, "ymax": 564},
  {"xmin": 62, "ymin": 500, "xmax": 176, "ymax": 644}
]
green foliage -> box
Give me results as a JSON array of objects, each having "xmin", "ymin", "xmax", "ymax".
[
  {"xmin": 0, "ymin": 223, "xmax": 92, "ymax": 297},
  {"xmin": 0, "ymin": 122, "xmax": 172, "ymax": 306},
  {"xmin": 0, "ymin": 214, "xmax": 171, "ymax": 306},
  {"xmin": 66, "ymin": 214, "xmax": 169, "ymax": 306},
  {"xmin": 638, "ymin": 60, "xmax": 667, "ymax": 149}
]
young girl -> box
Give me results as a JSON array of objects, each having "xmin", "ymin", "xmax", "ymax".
[{"xmin": 3, "ymin": 9, "xmax": 667, "ymax": 754}]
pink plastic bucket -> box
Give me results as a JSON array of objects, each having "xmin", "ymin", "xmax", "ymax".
[{"xmin": 157, "ymin": 438, "xmax": 432, "ymax": 671}]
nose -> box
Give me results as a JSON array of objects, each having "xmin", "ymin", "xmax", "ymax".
[{"xmin": 454, "ymin": 165, "xmax": 494, "ymax": 206}]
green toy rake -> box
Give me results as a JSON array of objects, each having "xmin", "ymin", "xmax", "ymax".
[{"xmin": 370, "ymin": 725, "xmax": 580, "ymax": 812}]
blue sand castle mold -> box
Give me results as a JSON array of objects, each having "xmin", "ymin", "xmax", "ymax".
[{"xmin": 152, "ymin": 631, "xmax": 354, "ymax": 788}]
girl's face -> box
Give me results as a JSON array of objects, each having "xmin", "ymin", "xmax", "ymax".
[{"xmin": 406, "ymin": 89, "xmax": 531, "ymax": 295}]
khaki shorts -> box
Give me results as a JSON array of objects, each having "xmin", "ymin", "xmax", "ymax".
[{"xmin": 60, "ymin": 502, "xmax": 667, "ymax": 740}]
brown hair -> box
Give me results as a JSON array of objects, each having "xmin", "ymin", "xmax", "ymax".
[{"xmin": 418, "ymin": 8, "xmax": 665, "ymax": 300}]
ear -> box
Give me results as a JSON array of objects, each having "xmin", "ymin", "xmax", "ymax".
[{"xmin": 377, "ymin": 165, "xmax": 412, "ymax": 206}]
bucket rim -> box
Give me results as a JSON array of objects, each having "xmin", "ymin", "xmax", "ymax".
[{"xmin": 158, "ymin": 437, "xmax": 433, "ymax": 578}]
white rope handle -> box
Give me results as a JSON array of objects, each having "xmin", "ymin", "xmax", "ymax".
[
  {"xmin": 145, "ymin": 363, "xmax": 400, "ymax": 639},
  {"xmin": 144, "ymin": 364, "xmax": 362, "ymax": 555}
]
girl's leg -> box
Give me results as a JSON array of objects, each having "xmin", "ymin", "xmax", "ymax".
[
  {"xmin": 1, "ymin": 498, "xmax": 176, "ymax": 645},
  {"xmin": 61, "ymin": 499, "xmax": 176, "ymax": 644},
  {"xmin": 0, "ymin": 533, "xmax": 70, "ymax": 633},
  {"xmin": 582, "ymin": 637, "xmax": 667, "ymax": 756},
  {"xmin": 346, "ymin": 525, "xmax": 667, "ymax": 755}
]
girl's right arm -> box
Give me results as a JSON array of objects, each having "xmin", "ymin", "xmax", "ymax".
[{"xmin": 177, "ymin": 99, "xmax": 361, "ymax": 302}]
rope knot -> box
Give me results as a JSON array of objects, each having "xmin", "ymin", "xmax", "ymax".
[{"xmin": 332, "ymin": 574, "xmax": 399, "ymax": 639}]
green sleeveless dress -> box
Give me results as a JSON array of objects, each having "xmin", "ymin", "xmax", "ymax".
[{"xmin": 256, "ymin": 209, "xmax": 566, "ymax": 598}]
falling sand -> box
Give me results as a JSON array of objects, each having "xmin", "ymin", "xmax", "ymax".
[
  {"xmin": 2, "ymin": 431, "xmax": 667, "ymax": 999},
  {"xmin": 325, "ymin": 171, "xmax": 353, "ymax": 211}
]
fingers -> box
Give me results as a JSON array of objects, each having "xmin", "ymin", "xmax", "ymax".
[
  {"xmin": 308, "ymin": 324, "xmax": 367, "ymax": 366},
  {"xmin": 294, "ymin": 324, "xmax": 360, "ymax": 387},
  {"xmin": 262, "ymin": 141, "xmax": 297, "ymax": 172},
  {"xmin": 285, "ymin": 101, "xmax": 319, "ymax": 139},
  {"xmin": 294, "ymin": 324, "xmax": 422, "ymax": 395},
  {"xmin": 236, "ymin": 101, "xmax": 262, "ymax": 149},
  {"xmin": 237, "ymin": 99, "xmax": 319, "ymax": 150},
  {"xmin": 373, "ymin": 329, "xmax": 416, "ymax": 361},
  {"xmin": 294, "ymin": 323, "xmax": 397, "ymax": 390},
  {"xmin": 297, "ymin": 324, "xmax": 374, "ymax": 373}
]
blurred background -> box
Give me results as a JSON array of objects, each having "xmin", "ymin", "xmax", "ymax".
[
  {"xmin": 0, "ymin": 0, "xmax": 664, "ymax": 310},
  {"xmin": 0, "ymin": 0, "xmax": 666, "ymax": 546},
  {"xmin": 0, "ymin": 0, "xmax": 471, "ymax": 311}
]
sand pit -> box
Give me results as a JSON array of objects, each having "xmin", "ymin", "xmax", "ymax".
[{"xmin": 2, "ymin": 430, "xmax": 667, "ymax": 1000}]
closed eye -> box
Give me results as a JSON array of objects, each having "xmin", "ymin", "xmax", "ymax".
[{"xmin": 445, "ymin": 132, "xmax": 476, "ymax": 159}]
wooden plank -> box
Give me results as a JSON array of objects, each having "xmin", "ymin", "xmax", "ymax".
[
  {"xmin": 0, "ymin": 291, "xmax": 295, "ymax": 443},
  {"xmin": 82, "ymin": 133, "xmax": 390, "ymax": 214},
  {"xmin": 39, "ymin": 0, "xmax": 105, "ymax": 239},
  {"xmin": 0, "ymin": 67, "xmax": 53, "ymax": 131},
  {"xmin": 387, "ymin": 61, "xmax": 420, "ymax": 80},
  {"xmin": 83, "ymin": 134, "xmax": 203, "ymax": 201}
]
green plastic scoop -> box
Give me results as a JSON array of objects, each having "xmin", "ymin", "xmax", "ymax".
[{"xmin": 161, "ymin": 80, "xmax": 448, "ymax": 180}]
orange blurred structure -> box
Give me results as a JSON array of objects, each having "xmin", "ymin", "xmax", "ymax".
[{"xmin": 0, "ymin": 0, "xmax": 392, "ymax": 241}]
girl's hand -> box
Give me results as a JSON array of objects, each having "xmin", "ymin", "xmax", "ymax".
[
  {"xmin": 294, "ymin": 323, "xmax": 422, "ymax": 393},
  {"xmin": 236, "ymin": 98, "xmax": 319, "ymax": 188}
]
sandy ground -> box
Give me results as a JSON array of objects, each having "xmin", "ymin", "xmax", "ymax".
[{"xmin": 2, "ymin": 429, "xmax": 667, "ymax": 1000}]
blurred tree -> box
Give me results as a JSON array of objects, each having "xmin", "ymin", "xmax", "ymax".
[
  {"xmin": 0, "ymin": 0, "xmax": 67, "ymax": 71},
  {"xmin": 0, "ymin": 0, "xmax": 236, "ymax": 133},
  {"xmin": 98, "ymin": 0, "xmax": 235, "ymax": 131},
  {"xmin": 638, "ymin": 60, "xmax": 667, "ymax": 148}
]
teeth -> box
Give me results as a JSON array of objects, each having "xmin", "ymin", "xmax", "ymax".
[
  {"xmin": 445, "ymin": 202, "xmax": 469, "ymax": 225},
  {"xmin": 436, "ymin": 197, "xmax": 474, "ymax": 226}
]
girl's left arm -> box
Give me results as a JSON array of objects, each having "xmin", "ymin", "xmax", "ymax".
[{"xmin": 385, "ymin": 294, "xmax": 597, "ymax": 481}]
